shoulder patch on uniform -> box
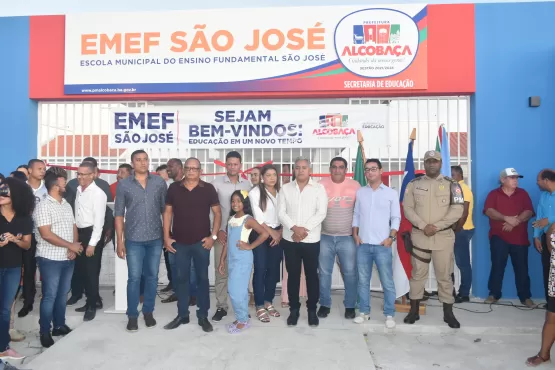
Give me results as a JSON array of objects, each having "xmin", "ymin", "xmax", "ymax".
[{"xmin": 409, "ymin": 177, "xmax": 422, "ymax": 184}]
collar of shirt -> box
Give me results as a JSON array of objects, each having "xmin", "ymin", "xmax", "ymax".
[
  {"xmin": 365, "ymin": 183, "xmax": 386, "ymax": 191},
  {"xmin": 179, "ymin": 180, "xmax": 206, "ymax": 188},
  {"xmin": 77, "ymin": 181, "xmax": 99, "ymax": 194},
  {"xmin": 495, "ymin": 186, "xmax": 524, "ymax": 196},
  {"xmin": 46, "ymin": 194, "xmax": 67, "ymax": 205},
  {"xmin": 27, "ymin": 180, "xmax": 45, "ymax": 192},
  {"xmin": 458, "ymin": 180, "xmax": 466, "ymax": 185},
  {"xmin": 294, "ymin": 178, "xmax": 314, "ymax": 191},
  {"xmin": 224, "ymin": 175, "xmax": 247, "ymax": 184},
  {"xmin": 131, "ymin": 172, "xmax": 152, "ymax": 183}
]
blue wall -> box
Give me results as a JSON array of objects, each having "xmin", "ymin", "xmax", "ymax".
[
  {"xmin": 472, "ymin": 2, "xmax": 555, "ymax": 299},
  {"xmin": 0, "ymin": 17, "xmax": 37, "ymax": 176}
]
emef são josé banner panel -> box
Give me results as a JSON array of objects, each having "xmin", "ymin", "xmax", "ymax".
[
  {"xmin": 108, "ymin": 105, "xmax": 389, "ymax": 149},
  {"xmin": 64, "ymin": 5, "xmax": 428, "ymax": 95}
]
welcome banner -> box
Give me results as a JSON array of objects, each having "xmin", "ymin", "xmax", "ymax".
[
  {"xmin": 108, "ymin": 105, "xmax": 389, "ymax": 149},
  {"xmin": 65, "ymin": 5, "xmax": 428, "ymax": 94}
]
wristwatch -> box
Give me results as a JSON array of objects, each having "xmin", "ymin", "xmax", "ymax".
[
  {"xmin": 389, "ymin": 235, "xmax": 397, "ymax": 242},
  {"xmin": 212, "ymin": 234, "xmax": 218, "ymax": 241}
]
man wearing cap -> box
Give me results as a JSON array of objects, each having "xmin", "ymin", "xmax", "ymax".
[
  {"xmin": 484, "ymin": 168, "xmax": 535, "ymax": 307},
  {"xmin": 402, "ymin": 150, "xmax": 464, "ymax": 328}
]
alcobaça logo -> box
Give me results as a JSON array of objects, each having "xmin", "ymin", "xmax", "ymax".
[
  {"xmin": 313, "ymin": 113, "xmax": 356, "ymax": 136},
  {"xmin": 334, "ymin": 8, "xmax": 420, "ymax": 78}
]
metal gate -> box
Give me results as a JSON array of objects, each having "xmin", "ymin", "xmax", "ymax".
[{"xmin": 38, "ymin": 97, "xmax": 471, "ymax": 290}]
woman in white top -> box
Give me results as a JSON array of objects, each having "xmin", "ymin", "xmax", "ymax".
[{"xmin": 249, "ymin": 165, "xmax": 283, "ymax": 322}]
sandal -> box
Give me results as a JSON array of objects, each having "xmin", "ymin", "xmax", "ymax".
[
  {"xmin": 227, "ymin": 320, "xmax": 250, "ymax": 334},
  {"xmin": 265, "ymin": 305, "xmax": 281, "ymax": 317},
  {"xmin": 256, "ymin": 308, "xmax": 270, "ymax": 323},
  {"xmin": 281, "ymin": 302, "xmax": 290, "ymax": 308},
  {"xmin": 526, "ymin": 353, "xmax": 551, "ymax": 367}
]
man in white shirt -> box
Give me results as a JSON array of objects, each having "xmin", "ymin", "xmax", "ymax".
[
  {"xmin": 19, "ymin": 159, "xmax": 47, "ymax": 318},
  {"xmin": 278, "ymin": 157, "xmax": 327, "ymax": 327},
  {"xmin": 34, "ymin": 172, "xmax": 83, "ymax": 348},
  {"xmin": 72, "ymin": 162, "xmax": 107, "ymax": 321}
]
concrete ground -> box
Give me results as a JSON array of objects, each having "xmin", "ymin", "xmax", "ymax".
[{"xmin": 6, "ymin": 289, "xmax": 548, "ymax": 370}]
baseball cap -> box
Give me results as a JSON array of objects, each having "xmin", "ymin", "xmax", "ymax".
[
  {"xmin": 424, "ymin": 150, "xmax": 442, "ymax": 161},
  {"xmin": 500, "ymin": 168, "xmax": 523, "ymax": 178}
]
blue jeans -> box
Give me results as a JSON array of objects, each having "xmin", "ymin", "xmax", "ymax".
[
  {"xmin": 252, "ymin": 238, "xmax": 283, "ymax": 307},
  {"xmin": 125, "ymin": 238, "xmax": 163, "ymax": 318},
  {"xmin": 168, "ymin": 251, "xmax": 197, "ymax": 297},
  {"xmin": 319, "ymin": 235, "xmax": 358, "ymax": 309},
  {"xmin": 357, "ymin": 244, "xmax": 396, "ymax": 317},
  {"xmin": 0, "ymin": 268, "xmax": 20, "ymax": 351},
  {"xmin": 174, "ymin": 242, "xmax": 211, "ymax": 319},
  {"xmin": 37, "ymin": 258, "xmax": 75, "ymax": 334},
  {"xmin": 454, "ymin": 229, "xmax": 474, "ymax": 297},
  {"xmin": 488, "ymin": 235, "xmax": 531, "ymax": 301}
]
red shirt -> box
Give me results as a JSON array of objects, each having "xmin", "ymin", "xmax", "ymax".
[
  {"xmin": 110, "ymin": 182, "xmax": 118, "ymax": 200},
  {"xmin": 483, "ymin": 187, "xmax": 534, "ymax": 246},
  {"xmin": 166, "ymin": 180, "xmax": 219, "ymax": 245}
]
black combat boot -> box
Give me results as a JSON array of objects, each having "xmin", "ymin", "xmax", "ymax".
[
  {"xmin": 443, "ymin": 303, "xmax": 460, "ymax": 329},
  {"xmin": 403, "ymin": 299, "xmax": 420, "ymax": 324}
]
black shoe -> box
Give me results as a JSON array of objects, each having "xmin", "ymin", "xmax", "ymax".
[
  {"xmin": 198, "ymin": 318, "xmax": 213, "ymax": 333},
  {"xmin": 421, "ymin": 291, "xmax": 430, "ymax": 302},
  {"xmin": 189, "ymin": 296, "xmax": 197, "ymax": 307},
  {"xmin": 84, "ymin": 307, "xmax": 96, "ymax": 322},
  {"xmin": 308, "ymin": 310, "xmax": 319, "ymax": 327},
  {"xmin": 144, "ymin": 313, "xmax": 157, "ymax": 328},
  {"xmin": 18, "ymin": 305, "xmax": 32, "ymax": 318},
  {"xmin": 160, "ymin": 283, "xmax": 173, "ymax": 293},
  {"xmin": 52, "ymin": 325, "xmax": 72, "ymax": 337},
  {"xmin": 75, "ymin": 304, "xmax": 87, "ymax": 313},
  {"xmin": 66, "ymin": 296, "xmax": 82, "ymax": 306},
  {"xmin": 317, "ymin": 306, "xmax": 330, "ymax": 318},
  {"xmin": 164, "ymin": 316, "xmax": 190, "ymax": 330},
  {"xmin": 287, "ymin": 309, "xmax": 300, "ymax": 327},
  {"xmin": 126, "ymin": 318, "xmax": 139, "ymax": 332},
  {"xmin": 455, "ymin": 295, "xmax": 470, "ymax": 303},
  {"xmin": 161, "ymin": 294, "xmax": 178, "ymax": 303},
  {"xmin": 40, "ymin": 332, "xmax": 55, "ymax": 348},
  {"xmin": 345, "ymin": 308, "xmax": 356, "ymax": 319},
  {"xmin": 212, "ymin": 308, "xmax": 227, "ymax": 322},
  {"xmin": 443, "ymin": 303, "xmax": 460, "ymax": 329},
  {"xmin": 96, "ymin": 298, "xmax": 103, "ymax": 309},
  {"xmin": 404, "ymin": 299, "xmax": 420, "ymax": 324}
]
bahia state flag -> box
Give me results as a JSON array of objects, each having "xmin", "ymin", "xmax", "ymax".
[{"xmin": 394, "ymin": 141, "xmax": 415, "ymax": 298}]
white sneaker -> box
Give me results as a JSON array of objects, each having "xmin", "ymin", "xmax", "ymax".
[
  {"xmin": 353, "ymin": 313, "xmax": 370, "ymax": 324},
  {"xmin": 138, "ymin": 302, "xmax": 143, "ymax": 312},
  {"xmin": 385, "ymin": 316, "xmax": 396, "ymax": 329}
]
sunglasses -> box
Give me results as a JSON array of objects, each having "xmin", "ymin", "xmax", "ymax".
[{"xmin": 0, "ymin": 188, "xmax": 9, "ymax": 198}]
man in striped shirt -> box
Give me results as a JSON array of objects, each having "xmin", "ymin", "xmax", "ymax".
[{"xmin": 317, "ymin": 157, "xmax": 360, "ymax": 320}]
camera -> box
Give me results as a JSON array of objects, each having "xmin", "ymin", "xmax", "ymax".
[{"xmin": 0, "ymin": 234, "xmax": 5, "ymax": 242}]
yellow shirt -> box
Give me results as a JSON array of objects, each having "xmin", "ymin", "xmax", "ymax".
[{"xmin": 459, "ymin": 180, "xmax": 474, "ymax": 230}]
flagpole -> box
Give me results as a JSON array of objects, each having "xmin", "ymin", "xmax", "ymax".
[{"xmin": 357, "ymin": 130, "xmax": 367, "ymax": 164}]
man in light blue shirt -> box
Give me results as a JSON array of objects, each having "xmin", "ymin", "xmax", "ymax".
[
  {"xmin": 533, "ymin": 169, "xmax": 555, "ymax": 302},
  {"xmin": 352, "ymin": 158, "xmax": 401, "ymax": 329}
]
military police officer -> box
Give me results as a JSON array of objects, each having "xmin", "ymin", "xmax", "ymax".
[{"xmin": 403, "ymin": 150, "xmax": 464, "ymax": 328}]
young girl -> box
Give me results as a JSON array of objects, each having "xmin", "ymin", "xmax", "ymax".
[{"xmin": 219, "ymin": 190, "xmax": 268, "ymax": 334}]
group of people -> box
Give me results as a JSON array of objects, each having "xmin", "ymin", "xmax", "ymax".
[{"xmin": 2, "ymin": 148, "xmax": 555, "ymax": 366}]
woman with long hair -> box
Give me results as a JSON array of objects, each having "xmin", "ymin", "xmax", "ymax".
[
  {"xmin": 218, "ymin": 190, "xmax": 268, "ymax": 333},
  {"xmin": 248, "ymin": 164, "xmax": 287, "ymax": 321},
  {"xmin": 0, "ymin": 178, "xmax": 35, "ymax": 362}
]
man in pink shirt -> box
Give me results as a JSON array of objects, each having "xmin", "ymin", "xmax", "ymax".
[{"xmin": 317, "ymin": 157, "xmax": 361, "ymax": 319}]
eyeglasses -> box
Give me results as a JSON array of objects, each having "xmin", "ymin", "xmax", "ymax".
[
  {"xmin": 364, "ymin": 167, "xmax": 379, "ymax": 173},
  {"xmin": 184, "ymin": 167, "xmax": 200, "ymax": 172}
]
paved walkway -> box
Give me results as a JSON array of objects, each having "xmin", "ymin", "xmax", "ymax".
[{"xmin": 8, "ymin": 289, "xmax": 547, "ymax": 370}]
